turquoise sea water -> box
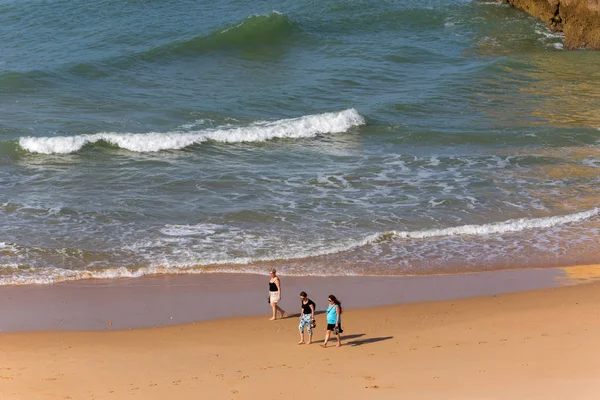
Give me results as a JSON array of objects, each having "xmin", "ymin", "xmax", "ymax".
[{"xmin": 2, "ymin": 0, "xmax": 600, "ymax": 284}]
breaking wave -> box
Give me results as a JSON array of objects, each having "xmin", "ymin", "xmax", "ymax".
[
  {"xmin": 17, "ymin": 109, "xmax": 365, "ymax": 154},
  {"xmin": 386, "ymin": 207, "xmax": 600, "ymax": 240}
]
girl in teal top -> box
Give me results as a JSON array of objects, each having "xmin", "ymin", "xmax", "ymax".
[{"xmin": 322, "ymin": 294, "xmax": 343, "ymax": 347}]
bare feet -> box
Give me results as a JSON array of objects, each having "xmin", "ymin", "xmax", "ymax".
[
  {"xmin": 269, "ymin": 317, "xmax": 276, "ymax": 321},
  {"xmin": 298, "ymin": 341, "xmax": 305, "ymax": 345},
  {"xmin": 280, "ymin": 310, "xmax": 287, "ymax": 319},
  {"xmin": 307, "ymin": 341, "xmax": 312, "ymax": 345},
  {"xmin": 336, "ymin": 343, "xmax": 342, "ymax": 348},
  {"xmin": 321, "ymin": 344, "xmax": 327, "ymax": 348}
]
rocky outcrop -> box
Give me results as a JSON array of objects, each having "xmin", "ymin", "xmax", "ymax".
[{"xmin": 505, "ymin": 0, "xmax": 600, "ymax": 49}]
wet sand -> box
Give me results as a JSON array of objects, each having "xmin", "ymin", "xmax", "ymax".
[
  {"xmin": 0, "ymin": 267, "xmax": 567, "ymax": 331},
  {"xmin": 2, "ymin": 274, "xmax": 600, "ymax": 399}
]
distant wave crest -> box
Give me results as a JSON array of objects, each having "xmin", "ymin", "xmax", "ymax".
[
  {"xmin": 197, "ymin": 11, "xmax": 294, "ymax": 50},
  {"xmin": 142, "ymin": 11, "xmax": 294, "ymax": 60},
  {"xmin": 18, "ymin": 109, "xmax": 366, "ymax": 154}
]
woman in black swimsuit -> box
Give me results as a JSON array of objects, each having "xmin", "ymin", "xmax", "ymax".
[{"xmin": 268, "ymin": 268, "xmax": 286, "ymax": 320}]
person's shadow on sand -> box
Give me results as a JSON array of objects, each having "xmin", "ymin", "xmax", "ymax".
[
  {"xmin": 345, "ymin": 335, "xmax": 394, "ymax": 347},
  {"xmin": 312, "ymin": 334, "xmax": 393, "ymax": 347},
  {"xmin": 313, "ymin": 333, "xmax": 363, "ymax": 344}
]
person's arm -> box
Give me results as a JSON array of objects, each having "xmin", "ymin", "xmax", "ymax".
[
  {"xmin": 275, "ymin": 277, "xmax": 281, "ymax": 301},
  {"xmin": 310, "ymin": 303, "xmax": 315, "ymax": 320},
  {"xmin": 335, "ymin": 305, "xmax": 341, "ymax": 326}
]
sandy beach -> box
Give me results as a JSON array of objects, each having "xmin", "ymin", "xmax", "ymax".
[
  {"xmin": 2, "ymin": 268, "xmax": 600, "ymax": 399},
  {"xmin": 4, "ymin": 1, "xmax": 600, "ymax": 399}
]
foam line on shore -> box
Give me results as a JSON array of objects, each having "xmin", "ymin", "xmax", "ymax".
[{"xmin": 1, "ymin": 208, "xmax": 597, "ymax": 285}]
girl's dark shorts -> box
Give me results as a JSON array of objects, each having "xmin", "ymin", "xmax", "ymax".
[{"xmin": 327, "ymin": 323, "xmax": 343, "ymax": 333}]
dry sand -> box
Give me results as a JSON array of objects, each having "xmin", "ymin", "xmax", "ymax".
[{"xmin": 2, "ymin": 276, "xmax": 600, "ymax": 399}]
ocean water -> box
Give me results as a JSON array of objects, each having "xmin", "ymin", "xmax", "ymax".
[{"xmin": 2, "ymin": 0, "xmax": 600, "ymax": 285}]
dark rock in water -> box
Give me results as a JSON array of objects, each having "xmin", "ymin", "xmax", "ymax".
[{"xmin": 504, "ymin": 0, "xmax": 600, "ymax": 49}]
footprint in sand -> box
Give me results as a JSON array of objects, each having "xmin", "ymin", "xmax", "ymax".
[
  {"xmin": 364, "ymin": 376, "xmax": 375, "ymax": 381},
  {"xmin": 365, "ymin": 385, "xmax": 380, "ymax": 389}
]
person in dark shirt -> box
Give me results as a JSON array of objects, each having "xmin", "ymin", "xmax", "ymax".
[
  {"xmin": 298, "ymin": 291, "xmax": 316, "ymax": 344},
  {"xmin": 268, "ymin": 268, "xmax": 286, "ymax": 320}
]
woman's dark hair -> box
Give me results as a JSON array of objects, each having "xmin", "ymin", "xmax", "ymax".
[
  {"xmin": 300, "ymin": 291, "xmax": 307, "ymax": 297},
  {"xmin": 328, "ymin": 294, "xmax": 342, "ymax": 313}
]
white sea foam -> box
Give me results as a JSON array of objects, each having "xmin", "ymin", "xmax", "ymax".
[
  {"xmin": 0, "ymin": 262, "xmax": 361, "ymax": 285},
  {"xmin": 479, "ymin": 0, "xmax": 509, "ymax": 6},
  {"xmin": 535, "ymin": 28, "xmax": 563, "ymax": 40},
  {"xmin": 0, "ymin": 242, "xmax": 18, "ymax": 253},
  {"xmin": 18, "ymin": 109, "xmax": 365, "ymax": 154},
  {"xmin": 534, "ymin": 27, "xmax": 564, "ymax": 49},
  {"xmin": 389, "ymin": 208, "xmax": 599, "ymax": 239},
  {"xmin": 582, "ymin": 158, "xmax": 600, "ymax": 168},
  {"xmin": 178, "ymin": 119, "xmax": 207, "ymax": 129},
  {"xmin": 1, "ymin": 208, "xmax": 598, "ymax": 285},
  {"xmin": 160, "ymin": 223, "xmax": 230, "ymax": 237}
]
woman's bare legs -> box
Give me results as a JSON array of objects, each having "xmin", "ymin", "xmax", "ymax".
[
  {"xmin": 299, "ymin": 330, "xmax": 305, "ymax": 344},
  {"xmin": 276, "ymin": 304, "xmax": 286, "ymax": 318},
  {"xmin": 270, "ymin": 302, "xmax": 286, "ymax": 320},
  {"xmin": 270, "ymin": 302, "xmax": 277, "ymax": 320},
  {"xmin": 335, "ymin": 332, "xmax": 342, "ymax": 347},
  {"xmin": 321, "ymin": 330, "xmax": 331, "ymax": 347},
  {"xmin": 307, "ymin": 332, "xmax": 313, "ymax": 345}
]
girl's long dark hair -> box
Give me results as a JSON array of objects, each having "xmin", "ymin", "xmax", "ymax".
[{"xmin": 329, "ymin": 294, "xmax": 342, "ymax": 314}]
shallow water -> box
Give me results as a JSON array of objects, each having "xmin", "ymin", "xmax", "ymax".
[{"xmin": 1, "ymin": 0, "xmax": 600, "ymax": 284}]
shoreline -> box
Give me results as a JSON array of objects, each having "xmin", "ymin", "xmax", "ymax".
[{"xmin": 2, "ymin": 264, "xmax": 599, "ymax": 332}]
